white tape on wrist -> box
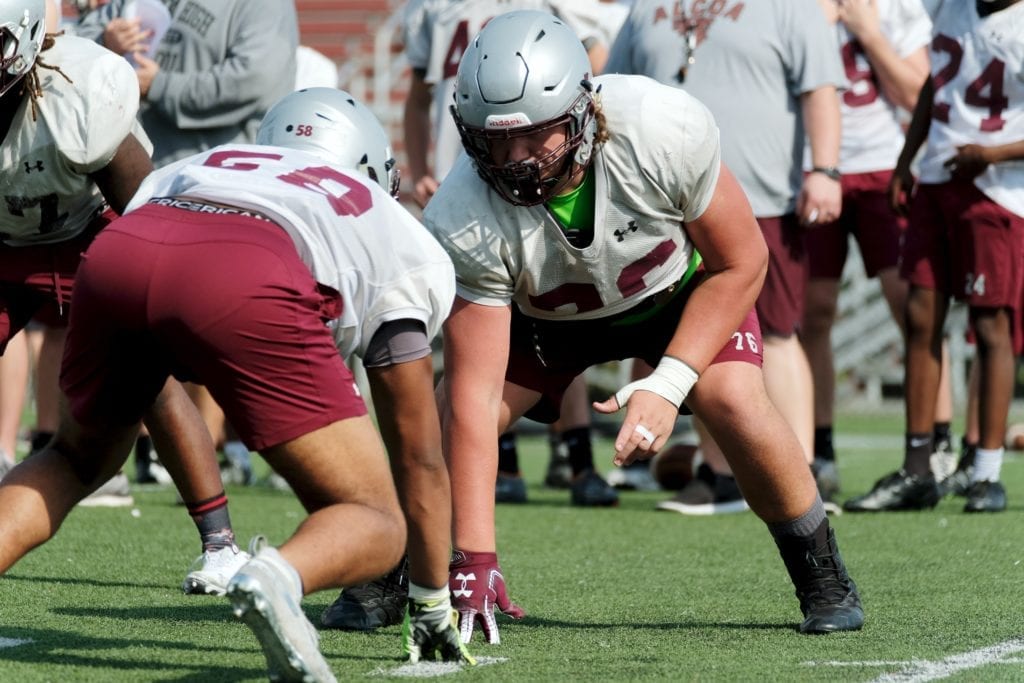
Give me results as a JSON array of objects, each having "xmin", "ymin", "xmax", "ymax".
[{"xmin": 614, "ymin": 356, "xmax": 699, "ymax": 409}]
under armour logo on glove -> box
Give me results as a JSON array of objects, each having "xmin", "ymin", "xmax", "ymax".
[
  {"xmin": 452, "ymin": 571, "xmax": 475, "ymax": 598},
  {"xmin": 448, "ymin": 550, "xmax": 525, "ymax": 645}
]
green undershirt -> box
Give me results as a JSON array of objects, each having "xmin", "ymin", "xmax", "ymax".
[{"xmin": 546, "ymin": 168, "xmax": 595, "ymax": 247}]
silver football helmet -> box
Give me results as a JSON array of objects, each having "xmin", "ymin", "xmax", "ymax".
[
  {"xmin": 256, "ymin": 87, "xmax": 400, "ymax": 198},
  {"xmin": 0, "ymin": 0, "xmax": 46, "ymax": 98},
  {"xmin": 451, "ymin": 9, "xmax": 597, "ymax": 206}
]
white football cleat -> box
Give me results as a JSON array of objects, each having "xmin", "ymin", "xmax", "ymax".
[
  {"xmin": 227, "ymin": 536, "xmax": 337, "ymax": 683},
  {"xmin": 182, "ymin": 544, "xmax": 251, "ymax": 596}
]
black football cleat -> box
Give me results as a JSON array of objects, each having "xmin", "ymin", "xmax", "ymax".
[
  {"xmin": 776, "ymin": 527, "xmax": 864, "ymax": 634},
  {"xmin": 842, "ymin": 470, "xmax": 940, "ymax": 512},
  {"xmin": 963, "ymin": 480, "xmax": 1007, "ymax": 513},
  {"xmin": 321, "ymin": 557, "xmax": 408, "ymax": 630}
]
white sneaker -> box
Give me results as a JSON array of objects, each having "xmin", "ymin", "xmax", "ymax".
[
  {"xmin": 227, "ymin": 536, "xmax": 337, "ymax": 683},
  {"xmin": 182, "ymin": 544, "xmax": 252, "ymax": 596},
  {"xmin": 606, "ymin": 462, "xmax": 661, "ymax": 491},
  {"xmin": 78, "ymin": 472, "xmax": 134, "ymax": 508}
]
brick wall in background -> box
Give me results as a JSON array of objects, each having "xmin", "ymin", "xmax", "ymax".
[{"xmin": 297, "ymin": 1, "xmax": 413, "ymax": 183}]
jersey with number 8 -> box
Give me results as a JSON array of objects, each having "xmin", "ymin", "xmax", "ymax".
[
  {"xmin": 124, "ymin": 144, "xmax": 455, "ymax": 361},
  {"xmin": 918, "ymin": 1, "xmax": 1024, "ymax": 216}
]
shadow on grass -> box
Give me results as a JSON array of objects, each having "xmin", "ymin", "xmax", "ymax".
[
  {"xmin": 0, "ymin": 623, "xmax": 394, "ymax": 681},
  {"xmin": 3, "ymin": 573, "xmax": 168, "ymax": 590},
  {"xmin": 0, "ymin": 625, "xmax": 264, "ymax": 682},
  {"xmin": 513, "ymin": 615, "xmax": 797, "ymax": 633}
]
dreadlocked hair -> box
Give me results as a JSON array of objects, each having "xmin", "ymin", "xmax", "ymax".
[{"xmin": 20, "ymin": 32, "xmax": 72, "ymax": 121}]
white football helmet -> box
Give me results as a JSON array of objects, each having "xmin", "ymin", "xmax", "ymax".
[
  {"xmin": 256, "ymin": 87, "xmax": 400, "ymax": 198},
  {"xmin": 0, "ymin": 0, "xmax": 46, "ymax": 98},
  {"xmin": 451, "ymin": 9, "xmax": 597, "ymax": 206}
]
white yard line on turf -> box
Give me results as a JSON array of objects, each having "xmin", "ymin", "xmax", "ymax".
[
  {"xmin": 0, "ymin": 637, "xmax": 31, "ymax": 648},
  {"xmin": 804, "ymin": 637, "xmax": 1024, "ymax": 682},
  {"xmin": 371, "ymin": 656, "xmax": 507, "ymax": 678}
]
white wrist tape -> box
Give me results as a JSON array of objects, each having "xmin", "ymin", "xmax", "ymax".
[{"xmin": 614, "ymin": 356, "xmax": 699, "ymax": 410}]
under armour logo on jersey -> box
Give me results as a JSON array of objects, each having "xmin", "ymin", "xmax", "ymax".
[
  {"xmin": 614, "ymin": 220, "xmax": 638, "ymax": 242},
  {"xmin": 452, "ymin": 572, "xmax": 476, "ymax": 598},
  {"xmin": 24, "ymin": 160, "xmax": 44, "ymax": 174}
]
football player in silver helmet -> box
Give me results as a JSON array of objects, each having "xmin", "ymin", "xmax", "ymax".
[{"xmin": 425, "ymin": 9, "xmax": 864, "ymax": 643}]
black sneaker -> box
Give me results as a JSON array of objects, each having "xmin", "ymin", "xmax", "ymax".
[
  {"xmin": 963, "ymin": 480, "xmax": 1007, "ymax": 513},
  {"xmin": 496, "ymin": 472, "xmax": 528, "ymax": 503},
  {"xmin": 938, "ymin": 444, "xmax": 975, "ymax": 498},
  {"xmin": 570, "ymin": 469, "xmax": 619, "ymax": 507},
  {"xmin": 842, "ymin": 469, "xmax": 940, "ymax": 512},
  {"xmin": 776, "ymin": 527, "xmax": 864, "ymax": 634},
  {"xmin": 320, "ymin": 557, "xmax": 408, "ymax": 630}
]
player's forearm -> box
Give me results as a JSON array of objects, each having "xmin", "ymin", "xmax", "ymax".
[
  {"xmin": 985, "ymin": 140, "xmax": 1024, "ymax": 165},
  {"xmin": 802, "ymin": 86, "xmax": 841, "ymax": 169},
  {"xmin": 403, "ymin": 107, "xmax": 433, "ymax": 182},
  {"xmin": 896, "ymin": 77, "xmax": 934, "ymax": 172}
]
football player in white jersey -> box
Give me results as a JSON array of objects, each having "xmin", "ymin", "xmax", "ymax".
[
  {"xmin": 801, "ymin": 0, "xmax": 954, "ymax": 505},
  {"xmin": 401, "ymin": 1, "xmax": 620, "ymax": 556},
  {"xmin": 0, "ymin": 85, "xmax": 471, "ymax": 678},
  {"xmin": 424, "ymin": 10, "xmax": 864, "ymax": 644},
  {"xmin": 0, "ymin": 2, "xmax": 235, "ymax": 520},
  {"xmin": 848, "ymin": 0, "xmax": 1024, "ymax": 514}
]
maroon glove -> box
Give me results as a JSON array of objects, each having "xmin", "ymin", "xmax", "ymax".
[{"xmin": 448, "ymin": 550, "xmax": 525, "ymax": 644}]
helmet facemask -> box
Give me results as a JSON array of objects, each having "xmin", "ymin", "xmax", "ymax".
[{"xmin": 454, "ymin": 89, "xmax": 596, "ymax": 207}]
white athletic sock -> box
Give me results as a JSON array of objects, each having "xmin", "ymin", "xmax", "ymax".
[{"xmin": 971, "ymin": 447, "xmax": 1003, "ymax": 483}]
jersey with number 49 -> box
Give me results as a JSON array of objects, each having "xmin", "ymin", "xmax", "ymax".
[
  {"xmin": 423, "ymin": 74, "xmax": 720, "ymax": 322},
  {"xmin": 918, "ymin": 0, "xmax": 1024, "ymax": 217},
  {"xmin": 124, "ymin": 144, "xmax": 456, "ymax": 361},
  {"xmin": 0, "ymin": 35, "xmax": 150, "ymax": 246},
  {"xmin": 833, "ymin": 0, "xmax": 931, "ymax": 173},
  {"xmin": 402, "ymin": 0, "xmax": 605, "ymax": 180}
]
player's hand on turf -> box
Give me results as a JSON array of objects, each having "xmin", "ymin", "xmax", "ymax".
[
  {"xmin": 448, "ymin": 550, "xmax": 525, "ymax": 645},
  {"xmin": 402, "ymin": 595, "xmax": 477, "ymax": 664}
]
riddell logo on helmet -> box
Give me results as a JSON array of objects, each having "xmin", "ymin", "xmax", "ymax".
[{"xmin": 485, "ymin": 113, "xmax": 531, "ymax": 129}]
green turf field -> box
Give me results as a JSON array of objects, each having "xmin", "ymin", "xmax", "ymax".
[{"xmin": 0, "ymin": 409, "xmax": 1021, "ymax": 682}]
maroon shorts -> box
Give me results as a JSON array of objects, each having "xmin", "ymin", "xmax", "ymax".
[
  {"xmin": 902, "ymin": 180, "xmax": 1024, "ymax": 352},
  {"xmin": 60, "ymin": 204, "xmax": 366, "ymax": 451},
  {"xmin": 806, "ymin": 170, "xmax": 906, "ymax": 279},
  {"xmin": 507, "ymin": 272, "xmax": 763, "ymax": 423},
  {"xmin": 0, "ymin": 210, "xmax": 114, "ymax": 353},
  {"xmin": 756, "ymin": 214, "xmax": 807, "ymax": 337}
]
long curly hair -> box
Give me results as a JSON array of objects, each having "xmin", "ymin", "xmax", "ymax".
[{"xmin": 20, "ymin": 33, "xmax": 73, "ymax": 120}]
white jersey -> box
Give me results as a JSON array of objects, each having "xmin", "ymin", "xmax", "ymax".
[
  {"xmin": 0, "ymin": 35, "xmax": 150, "ymax": 246},
  {"xmin": 402, "ymin": 0, "xmax": 606, "ymax": 180},
  {"xmin": 125, "ymin": 145, "xmax": 456, "ymax": 361},
  {"xmin": 918, "ymin": 1, "xmax": 1024, "ymax": 217},
  {"xmin": 423, "ymin": 74, "xmax": 720, "ymax": 321},
  {"xmin": 832, "ymin": 0, "xmax": 932, "ymax": 173}
]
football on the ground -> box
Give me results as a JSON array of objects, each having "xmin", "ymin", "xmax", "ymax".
[{"xmin": 650, "ymin": 443, "xmax": 700, "ymax": 491}]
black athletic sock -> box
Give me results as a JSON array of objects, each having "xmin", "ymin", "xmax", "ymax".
[
  {"xmin": 135, "ymin": 435, "xmax": 153, "ymax": 478},
  {"xmin": 768, "ymin": 497, "xmax": 828, "ymax": 546},
  {"xmin": 814, "ymin": 426, "xmax": 835, "ymax": 461},
  {"xmin": 186, "ymin": 491, "xmax": 236, "ymax": 551},
  {"xmin": 932, "ymin": 422, "xmax": 952, "ymax": 450},
  {"xmin": 904, "ymin": 432, "xmax": 933, "ymax": 477},
  {"xmin": 498, "ymin": 432, "xmax": 520, "ymax": 475},
  {"xmin": 562, "ymin": 426, "xmax": 593, "ymax": 476}
]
